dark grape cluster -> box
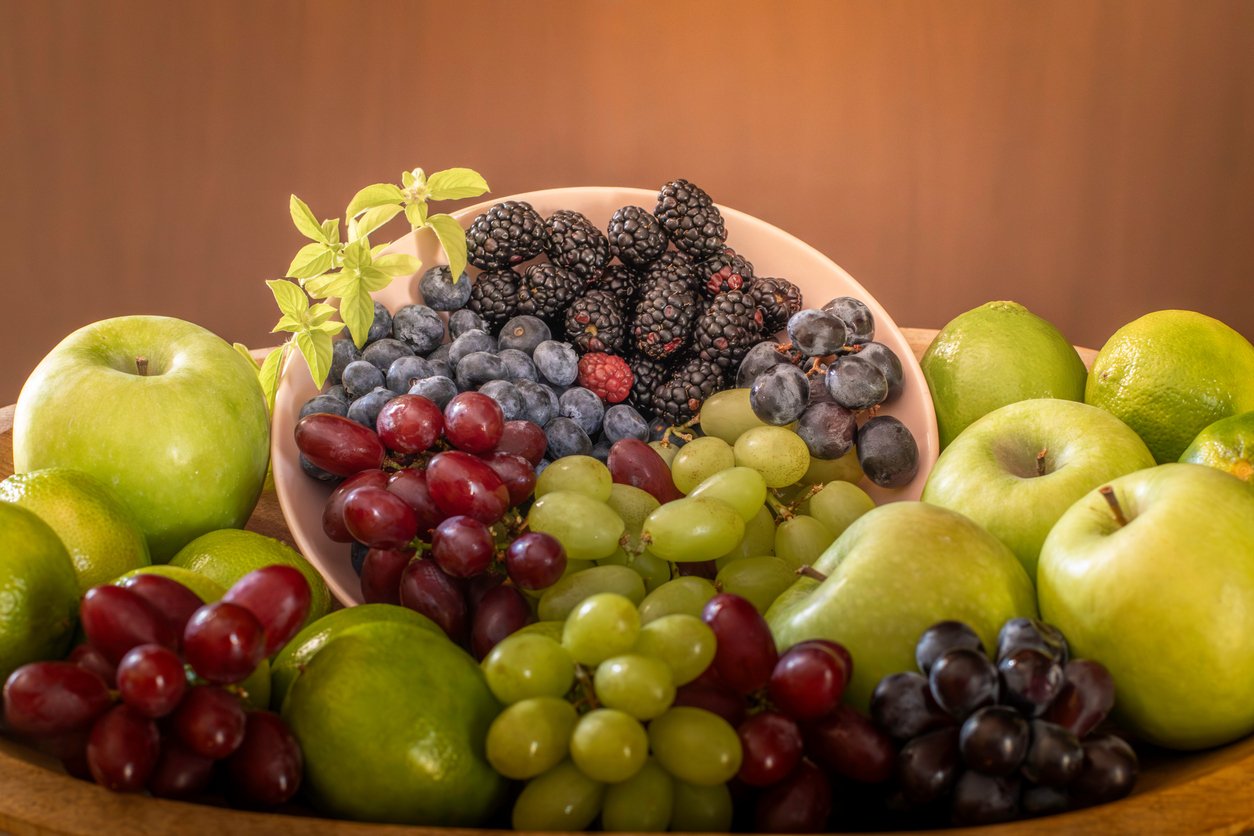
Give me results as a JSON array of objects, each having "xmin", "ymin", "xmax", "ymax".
[{"xmin": 870, "ymin": 618, "xmax": 1136, "ymax": 827}]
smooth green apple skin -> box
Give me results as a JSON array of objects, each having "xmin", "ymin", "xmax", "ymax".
[
  {"xmin": 922, "ymin": 399, "xmax": 1155, "ymax": 579},
  {"xmin": 1038, "ymin": 463, "xmax": 1254, "ymax": 750},
  {"xmin": 766, "ymin": 501, "xmax": 1037, "ymax": 709},
  {"xmin": 13, "ymin": 316, "xmax": 269, "ymax": 562}
]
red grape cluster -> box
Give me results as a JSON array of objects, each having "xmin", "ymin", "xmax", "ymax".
[
  {"xmin": 1, "ymin": 567, "xmax": 309, "ymax": 804},
  {"xmin": 687, "ymin": 594, "xmax": 894, "ymax": 833},
  {"xmin": 870, "ymin": 618, "xmax": 1135, "ymax": 826}
]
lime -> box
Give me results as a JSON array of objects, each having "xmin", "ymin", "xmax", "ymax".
[
  {"xmin": 0, "ymin": 468, "xmax": 150, "ymax": 593},
  {"xmin": 0, "ymin": 503, "xmax": 80, "ymax": 680},
  {"xmin": 270, "ymin": 604, "xmax": 441, "ymax": 710},
  {"xmin": 1086, "ymin": 311, "xmax": 1254, "ymax": 463},
  {"xmin": 282, "ymin": 621, "xmax": 506, "ymax": 825},
  {"xmin": 113, "ymin": 565, "xmax": 226, "ymax": 603},
  {"xmin": 922, "ymin": 301, "xmax": 1087, "ymax": 449},
  {"xmin": 1181, "ymin": 411, "xmax": 1254, "ymax": 489},
  {"xmin": 168, "ymin": 529, "xmax": 331, "ymax": 625}
]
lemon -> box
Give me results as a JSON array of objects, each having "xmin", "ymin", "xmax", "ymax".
[
  {"xmin": 0, "ymin": 503, "xmax": 80, "ymax": 680},
  {"xmin": 1181, "ymin": 411, "xmax": 1254, "ymax": 490},
  {"xmin": 168, "ymin": 529, "xmax": 331, "ymax": 625},
  {"xmin": 922, "ymin": 301, "xmax": 1087, "ymax": 449},
  {"xmin": 0, "ymin": 468, "xmax": 150, "ymax": 593},
  {"xmin": 1086, "ymin": 311, "xmax": 1254, "ymax": 464}
]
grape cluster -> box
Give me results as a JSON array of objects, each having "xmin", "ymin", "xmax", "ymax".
[
  {"xmin": 870, "ymin": 618, "xmax": 1136, "ymax": 826},
  {"xmin": 1, "ymin": 567, "xmax": 309, "ymax": 804}
]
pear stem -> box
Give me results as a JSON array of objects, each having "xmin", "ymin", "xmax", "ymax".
[
  {"xmin": 135, "ymin": 356, "xmax": 149, "ymax": 376},
  {"xmin": 796, "ymin": 565, "xmax": 828, "ymax": 582},
  {"xmin": 1037, "ymin": 448, "xmax": 1048, "ymax": 477},
  {"xmin": 1100, "ymin": 485, "xmax": 1129, "ymax": 527}
]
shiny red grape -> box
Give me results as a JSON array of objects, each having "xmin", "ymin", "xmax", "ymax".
[
  {"xmin": 804, "ymin": 705, "xmax": 894, "ymax": 784},
  {"xmin": 790, "ymin": 639, "xmax": 853, "ymax": 686},
  {"xmin": 496, "ymin": 419, "xmax": 548, "ymax": 465},
  {"xmin": 504, "ymin": 532, "xmax": 567, "ymax": 590},
  {"xmin": 443, "ymin": 391, "xmax": 505, "ymax": 454},
  {"xmin": 86, "ymin": 704, "xmax": 160, "ymax": 792},
  {"xmin": 754, "ymin": 758, "xmax": 832, "ymax": 833},
  {"xmin": 172, "ymin": 685, "xmax": 246, "ymax": 759},
  {"xmin": 768, "ymin": 643, "xmax": 848, "ymax": 720},
  {"xmin": 481, "ymin": 451, "xmax": 537, "ymax": 507},
  {"xmin": 736, "ymin": 710, "xmax": 803, "ymax": 787},
  {"xmin": 360, "ymin": 548, "xmax": 414, "ymax": 605},
  {"xmin": 294, "ymin": 412, "xmax": 386, "ymax": 476},
  {"xmin": 223, "ymin": 711, "xmax": 304, "ymax": 806},
  {"xmin": 465, "ymin": 571, "xmax": 507, "ymax": 611},
  {"xmin": 342, "ymin": 485, "xmax": 419, "ymax": 549},
  {"xmin": 3, "ymin": 661, "xmax": 113, "ymax": 737},
  {"xmin": 80, "ymin": 584, "xmax": 177, "ymax": 664},
  {"xmin": 182, "ymin": 602, "xmax": 266, "ymax": 685},
  {"xmin": 425, "ymin": 450, "xmax": 510, "ymax": 524},
  {"xmin": 386, "ymin": 469, "xmax": 443, "ymax": 542},
  {"xmin": 431, "ymin": 516, "xmax": 497, "ymax": 578},
  {"xmin": 116, "ymin": 644, "xmax": 187, "ymax": 718},
  {"xmin": 470, "ymin": 585, "xmax": 534, "ymax": 659},
  {"xmin": 68, "ymin": 643, "xmax": 117, "ymax": 688},
  {"xmin": 322, "ymin": 469, "xmax": 389, "ymax": 542},
  {"xmin": 672, "ymin": 682, "xmax": 748, "ymax": 727},
  {"xmin": 606, "ymin": 438, "xmax": 682, "ymax": 503},
  {"xmin": 223, "ymin": 565, "xmax": 312, "ymax": 656},
  {"xmin": 1043, "ymin": 659, "xmax": 1115, "ymax": 738},
  {"xmin": 701, "ymin": 593, "xmax": 778, "ymax": 694},
  {"xmin": 376, "ymin": 394, "xmax": 444, "ymax": 454},
  {"xmin": 399, "ymin": 558, "xmax": 468, "ymax": 643},
  {"xmin": 147, "ymin": 738, "xmax": 216, "ymax": 799},
  {"xmin": 117, "ymin": 574, "xmax": 205, "ymax": 644}
]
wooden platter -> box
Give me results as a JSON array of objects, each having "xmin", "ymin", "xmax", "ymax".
[{"xmin": 2, "ymin": 330, "xmax": 1252, "ymax": 836}]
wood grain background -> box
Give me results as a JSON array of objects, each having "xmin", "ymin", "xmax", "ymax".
[{"xmin": 2, "ymin": 0, "xmax": 1251, "ymax": 404}]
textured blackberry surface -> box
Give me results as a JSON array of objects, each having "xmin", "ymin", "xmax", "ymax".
[
  {"xmin": 591, "ymin": 264, "xmax": 643, "ymax": 309},
  {"xmin": 652, "ymin": 355, "xmax": 725, "ymax": 425},
  {"xmin": 465, "ymin": 201, "xmax": 545, "ymax": 270},
  {"xmin": 542, "ymin": 209, "xmax": 610, "ymax": 283},
  {"xmin": 695, "ymin": 289, "xmax": 766, "ymax": 370},
  {"xmin": 752, "ymin": 276, "xmax": 805, "ymax": 334},
  {"xmin": 516, "ymin": 262, "xmax": 583, "ymax": 322},
  {"xmin": 699, "ymin": 248, "xmax": 756, "ymax": 298},
  {"xmin": 627, "ymin": 352, "xmax": 672, "ymax": 417},
  {"xmin": 565, "ymin": 289, "xmax": 626, "ymax": 354},
  {"xmin": 655, "ymin": 179, "xmax": 727, "ymax": 259},
  {"xmin": 632, "ymin": 274, "xmax": 698, "ymax": 361},
  {"xmin": 640, "ymin": 250, "xmax": 698, "ymax": 293},
  {"xmin": 466, "ymin": 269, "xmax": 519, "ymax": 332},
  {"xmin": 607, "ymin": 205, "xmax": 669, "ymax": 267}
]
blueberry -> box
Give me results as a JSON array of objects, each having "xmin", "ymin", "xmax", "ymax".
[
  {"xmin": 856, "ymin": 415, "xmax": 919, "ymax": 488},
  {"xmin": 350, "ymin": 542, "xmax": 369, "ymax": 576},
  {"xmin": 533, "ymin": 340, "xmax": 579, "ymax": 386},
  {"xmin": 347, "ymin": 387, "xmax": 396, "ymax": 429},
  {"xmin": 362, "ymin": 338, "xmax": 414, "ymax": 374},
  {"xmin": 479, "ymin": 379, "xmax": 526, "ymax": 420},
  {"xmin": 367, "ymin": 301, "xmax": 393, "ymax": 344},
  {"xmin": 535, "ymin": 458, "xmax": 553, "ymax": 477},
  {"xmin": 826, "ymin": 355, "xmax": 888, "ymax": 410},
  {"xmin": 409, "ymin": 375, "xmax": 458, "ymax": 409},
  {"xmin": 300, "ymin": 453, "xmax": 341, "ymax": 483},
  {"xmin": 603, "ymin": 404, "xmax": 649, "ymax": 443},
  {"xmin": 853, "ymin": 342, "xmax": 904, "ymax": 403},
  {"xmin": 498, "ymin": 315, "xmax": 551, "ymax": 355},
  {"xmin": 822, "ymin": 296, "xmax": 875, "ymax": 344},
  {"xmin": 330, "ymin": 339, "xmax": 362, "ymax": 385},
  {"xmin": 323, "ymin": 384, "xmax": 349, "ymax": 403},
  {"xmin": 449, "ymin": 308, "xmax": 488, "ymax": 339},
  {"xmin": 299, "ymin": 394, "xmax": 349, "ymax": 420},
  {"xmin": 342, "ymin": 360, "xmax": 385, "ymax": 400},
  {"xmin": 387, "ymin": 355, "xmax": 434, "ymax": 393},
  {"xmin": 449, "ymin": 329, "xmax": 497, "ymax": 367},
  {"xmin": 750, "ymin": 363, "xmax": 810, "ymax": 425},
  {"xmin": 392, "ymin": 304, "xmax": 446, "ymax": 354},
  {"xmin": 544, "ymin": 416, "xmax": 592, "ymax": 459},
  {"xmin": 797, "ymin": 402, "xmax": 856, "ymax": 459},
  {"xmin": 786, "ymin": 309, "xmax": 848, "ymax": 358},
  {"xmin": 498, "ymin": 348, "xmax": 538, "ymax": 382},
  {"xmin": 516, "ymin": 379, "xmax": 561, "ymax": 426},
  {"xmin": 590, "ymin": 436, "xmax": 614, "ymax": 463},
  {"xmin": 418, "ymin": 265, "xmax": 472, "ymax": 311},
  {"xmin": 559, "ymin": 387, "xmax": 605, "ymax": 437},
  {"xmin": 649, "ymin": 419, "xmax": 686, "ymax": 446},
  {"xmin": 426, "ymin": 343, "xmax": 453, "ymax": 378},
  {"xmin": 427, "ymin": 343, "xmax": 452, "ymax": 364},
  {"xmin": 737, "ymin": 341, "xmax": 797, "ymax": 389},
  {"xmin": 455, "ymin": 351, "xmax": 509, "ymax": 390}
]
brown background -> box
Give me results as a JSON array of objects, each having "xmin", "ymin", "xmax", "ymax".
[{"xmin": 2, "ymin": 0, "xmax": 1252, "ymax": 405}]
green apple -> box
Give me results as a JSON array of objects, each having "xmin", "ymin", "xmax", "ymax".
[
  {"xmin": 922, "ymin": 399, "xmax": 1155, "ymax": 578},
  {"xmin": 765, "ymin": 502, "xmax": 1036, "ymax": 709},
  {"xmin": 13, "ymin": 315, "xmax": 269, "ymax": 562},
  {"xmin": 1038, "ymin": 463, "xmax": 1254, "ymax": 750}
]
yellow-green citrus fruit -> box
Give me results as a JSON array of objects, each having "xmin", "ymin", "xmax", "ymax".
[
  {"xmin": 0, "ymin": 503, "xmax": 80, "ymax": 680},
  {"xmin": 1180, "ymin": 411, "xmax": 1254, "ymax": 489}
]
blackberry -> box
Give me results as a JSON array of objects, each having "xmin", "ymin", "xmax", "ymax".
[
  {"xmin": 640, "ymin": 250, "xmax": 698, "ymax": 292},
  {"xmin": 655, "ymin": 179, "xmax": 727, "ymax": 259},
  {"xmin": 465, "ymin": 201, "xmax": 544, "ymax": 270},
  {"xmin": 565, "ymin": 290, "xmax": 625, "ymax": 354},
  {"xmin": 516, "ymin": 262, "xmax": 583, "ymax": 322},
  {"xmin": 607, "ymin": 205, "xmax": 668, "ymax": 267},
  {"xmin": 627, "ymin": 352, "xmax": 671, "ymax": 416},
  {"xmin": 591, "ymin": 264, "xmax": 643, "ymax": 309},
  {"xmin": 467, "ymin": 269, "xmax": 519, "ymax": 332},
  {"xmin": 651, "ymin": 355, "xmax": 725, "ymax": 425},
  {"xmin": 695, "ymin": 290, "xmax": 765, "ymax": 370},
  {"xmin": 699, "ymin": 248, "xmax": 755, "ymax": 298},
  {"xmin": 752, "ymin": 276, "xmax": 805, "ymax": 334},
  {"xmin": 632, "ymin": 274, "xmax": 697, "ymax": 361},
  {"xmin": 542, "ymin": 210, "xmax": 610, "ymax": 283}
]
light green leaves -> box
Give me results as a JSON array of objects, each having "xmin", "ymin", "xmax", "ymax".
[
  {"xmin": 345, "ymin": 183, "xmax": 405, "ymax": 220},
  {"xmin": 427, "ymin": 213, "xmax": 470, "ymax": 282},
  {"xmin": 267, "ymin": 279, "xmax": 344, "ymax": 387},
  {"xmin": 290, "ymin": 195, "xmax": 328, "ymax": 243},
  {"xmin": 258, "ymin": 344, "xmax": 286, "ymax": 412},
  {"xmin": 426, "ymin": 168, "xmax": 490, "ymax": 201}
]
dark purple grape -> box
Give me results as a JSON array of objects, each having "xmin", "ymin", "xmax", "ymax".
[
  {"xmin": 1021, "ymin": 783, "xmax": 1070, "ymax": 816},
  {"xmin": 1043, "ymin": 659, "xmax": 1115, "ymax": 738},
  {"xmin": 1070, "ymin": 734, "xmax": 1138, "ymax": 806},
  {"xmin": 896, "ymin": 727, "xmax": 960, "ymax": 804},
  {"xmin": 996, "ymin": 618, "xmax": 1069, "ymax": 665},
  {"xmin": 821, "ymin": 296, "xmax": 874, "ymax": 344},
  {"xmin": 736, "ymin": 340, "xmax": 798, "ymax": 389},
  {"xmin": 1022, "ymin": 720, "xmax": 1084, "ymax": 788},
  {"xmin": 786, "ymin": 309, "xmax": 847, "ymax": 357},
  {"xmin": 856, "ymin": 415, "xmax": 919, "ymax": 488},
  {"xmin": 870, "ymin": 672, "xmax": 954, "ymax": 740},
  {"xmin": 929, "ymin": 648, "xmax": 999, "ymax": 719},
  {"xmin": 851, "ymin": 341, "xmax": 903, "ymax": 402},
  {"xmin": 754, "ymin": 758, "xmax": 832, "ymax": 833},
  {"xmin": 959, "ymin": 705, "xmax": 1029, "ymax": 776},
  {"xmin": 470, "ymin": 585, "xmax": 533, "ymax": 660},
  {"xmin": 750, "ymin": 363, "xmax": 810, "ymax": 426},
  {"xmin": 916, "ymin": 621, "xmax": 985, "ymax": 675},
  {"xmin": 825, "ymin": 354, "xmax": 887, "ymax": 410},
  {"xmin": 796, "ymin": 402, "xmax": 856, "ymax": 460},
  {"xmin": 504, "ymin": 532, "xmax": 567, "ymax": 590},
  {"xmin": 999, "ymin": 648, "xmax": 1065, "ymax": 717},
  {"xmin": 804, "ymin": 705, "xmax": 894, "ymax": 784},
  {"xmin": 951, "ymin": 771, "xmax": 1021, "ymax": 826}
]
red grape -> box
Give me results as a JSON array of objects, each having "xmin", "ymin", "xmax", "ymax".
[
  {"xmin": 86, "ymin": 704, "xmax": 160, "ymax": 792},
  {"xmin": 223, "ymin": 711, "xmax": 303, "ymax": 807},
  {"xmin": 182, "ymin": 602, "xmax": 266, "ymax": 685},
  {"xmin": 2, "ymin": 661, "xmax": 113, "ymax": 737},
  {"xmin": 147, "ymin": 738, "xmax": 216, "ymax": 799},
  {"xmin": 443, "ymin": 392, "xmax": 505, "ymax": 453},
  {"xmin": 481, "ymin": 451, "xmax": 537, "ymax": 507},
  {"xmin": 701, "ymin": 593, "xmax": 778, "ymax": 694},
  {"xmin": 294, "ymin": 412, "xmax": 386, "ymax": 476},
  {"xmin": 118, "ymin": 574, "xmax": 206, "ymax": 644},
  {"xmin": 68, "ymin": 643, "xmax": 117, "ymax": 688},
  {"xmin": 737, "ymin": 710, "xmax": 804, "ymax": 787},
  {"xmin": 425, "ymin": 450, "xmax": 510, "ymax": 524},
  {"xmin": 223, "ymin": 565, "xmax": 312, "ymax": 656},
  {"xmin": 80, "ymin": 584, "xmax": 177, "ymax": 664},
  {"xmin": 791, "ymin": 638, "xmax": 853, "ymax": 686},
  {"xmin": 804, "ymin": 705, "xmax": 894, "ymax": 784},
  {"xmin": 754, "ymin": 758, "xmax": 832, "ymax": 833},
  {"xmin": 768, "ymin": 643, "xmax": 848, "ymax": 720},
  {"xmin": 322, "ymin": 469, "xmax": 389, "ymax": 542},
  {"xmin": 386, "ymin": 469, "xmax": 443, "ymax": 542},
  {"xmin": 496, "ymin": 419, "xmax": 548, "ymax": 465},
  {"xmin": 116, "ymin": 644, "xmax": 187, "ymax": 718},
  {"xmin": 504, "ymin": 532, "xmax": 567, "ymax": 590},
  {"xmin": 675, "ymin": 559, "xmax": 718, "ymax": 580},
  {"xmin": 376, "ymin": 394, "xmax": 443, "ymax": 454},
  {"xmin": 399, "ymin": 558, "xmax": 468, "ymax": 642},
  {"xmin": 465, "ymin": 571, "xmax": 506, "ymax": 611},
  {"xmin": 39, "ymin": 731, "xmax": 91, "ymax": 779},
  {"xmin": 1043, "ymin": 659, "xmax": 1115, "ymax": 738},
  {"xmin": 172, "ymin": 685, "xmax": 246, "ymax": 759},
  {"xmin": 431, "ymin": 516, "xmax": 497, "ymax": 578},
  {"xmin": 606, "ymin": 438, "xmax": 682, "ymax": 502},
  {"xmin": 342, "ymin": 485, "xmax": 419, "ymax": 549},
  {"xmin": 672, "ymin": 682, "xmax": 748, "ymax": 727},
  {"xmin": 470, "ymin": 585, "xmax": 534, "ymax": 659},
  {"xmin": 360, "ymin": 548, "xmax": 413, "ymax": 605}
]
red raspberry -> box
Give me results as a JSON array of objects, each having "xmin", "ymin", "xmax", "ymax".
[{"xmin": 577, "ymin": 353, "xmax": 634, "ymax": 404}]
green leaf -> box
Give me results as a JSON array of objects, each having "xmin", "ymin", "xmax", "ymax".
[
  {"xmin": 342, "ymin": 238, "xmax": 370, "ymax": 269},
  {"xmin": 321, "ymin": 218, "xmax": 341, "ymax": 246},
  {"xmin": 401, "ymin": 169, "xmax": 417, "ymax": 189},
  {"xmin": 257, "ymin": 344, "xmax": 286, "ymax": 413},
  {"xmin": 304, "ymin": 270, "xmax": 359, "ymax": 300},
  {"xmin": 427, "ymin": 213, "xmax": 469, "ymax": 282},
  {"xmin": 290, "ymin": 195, "xmax": 328, "ymax": 243},
  {"xmin": 354, "ymin": 203, "xmax": 403, "ymax": 240},
  {"xmin": 313, "ymin": 319, "xmax": 346, "ymax": 336},
  {"xmin": 286, "ymin": 242, "xmax": 336, "ymax": 280},
  {"xmin": 295, "ymin": 329, "xmax": 334, "ymax": 388},
  {"xmin": 404, "ymin": 201, "xmax": 427, "ymax": 229},
  {"xmin": 307, "ymin": 301, "xmax": 339, "ymax": 327},
  {"xmin": 340, "ymin": 289, "xmax": 376, "ymax": 348},
  {"xmin": 345, "ymin": 183, "xmax": 404, "ymax": 219},
  {"xmin": 232, "ymin": 342, "xmax": 260, "ymax": 370},
  {"xmin": 266, "ymin": 279, "xmax": 309, "ymax": 319},
  {"xmin": 357, "ymin": 266, "xmax": 392, "ymax": 293},
  {"xmin": 373, "ymin": 253, "xmax": 423, "ymax": 277},
  {"xmin": 426, "ymin": 168, "xmax": 490, "ymax": 201},
  {"xmin": 271, "ymin": 313, "xmax": 303, "ymax": 334}
]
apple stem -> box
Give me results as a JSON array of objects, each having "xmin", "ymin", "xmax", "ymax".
[
  {"xmin": 1099, "ymin": 485, "xmax": 1129, "ymax": 527},
  {"xmin": 796, "ymin": 565, "xmax": 828, "ymax": 582},
  {"xmin": 1037, "ymin": 448, "xmax": 1048, "ymax": 477},
  {"xmin": 135, "ymin": 356, "xmax": 149, "ymax": 376}
]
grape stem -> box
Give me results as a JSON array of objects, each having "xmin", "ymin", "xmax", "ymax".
[
  {"xmin": 796, "ymin": 565, "xmax": 828, "ymax": 582},
  {"xmin": 1099, "ymin": 485, "xmax": 1129, "ymax": 527},
  {"xmin": 572, "ymin": 665, "xmax": 600, "ymax": 712},
  {"xmin": 662, "ymin": 413, "xmax": 702, "ymax": 445},
  {"xmin": 765, "ymin": 490, "xmax": 795, "ymax": 521}
]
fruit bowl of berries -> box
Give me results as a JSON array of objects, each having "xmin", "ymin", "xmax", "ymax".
[{"xmin": 273, "ymin": 183, "xmax": 939, "ymax": 608}]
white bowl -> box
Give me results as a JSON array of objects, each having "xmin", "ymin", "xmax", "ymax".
[{"xmin": 273, "ymin": 187, "xmax": 939, "ymax": 606}]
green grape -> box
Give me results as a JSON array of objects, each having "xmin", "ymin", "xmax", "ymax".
[
  {"xmin": 637, "ymin": 576, "xmax": 718, "ymax": 623},
  {"xmin": 561, "ymin": 558, "xmax": 598, "ymax": 577},
  {"xmin": 649, "ymin": 440, "xmax": 681, "ymax": 467},
  {"xmin": 538, "ymin": 565, "xmax": 646, "ymax": 621},
  {"xmin": 714, "ymin": 505, "xmax": 777, "ymax": 569},
  {"xmin": 569, "ymin": 708, "xmax": 649, "ymax": 783},
  {"xmin": 697, "ymin": 387, "xmax": 793, "ymax": 445},
  {"xmin": 648, "ymin": 706, "xmax": 743, "ymax": 786},
  {"xmin": 599, "ymin": 547, "xmax": 673, "ymax": 593},
  {"xmin": 686, "ymin": 466, "xmax": 767, "ymax": 521},
  {"xmin": 486, "ymin": 696, "xmax": 577, "ymax": 779},
  {"xmin": 642, "ymin": 496, "xmax": 745, "ymax": 562},
  {"xmin": 801, "ymin": 479, "xmax": 876, "ymax": 538},
  {"xmin": 594, "ymin": 654, "xmax": 675, "ymax": 720},
  {"xmin": 512, "ymin": 760, "xmax": 605, "ymax": 831},
  {"xmin": 605, "ymin": 483, "xmax": 661, "ymax": 550},
  {"xmin": 602, "ymin": 759, "xmax": 674, "ymax": 832},
  {"xmin": 800, "ymin": 445, "xmax": 864, "ymax": 485},
  {"xmin": 515, "ymin": 620, "xmax": 565, "ymax": 641},
  {"xmin": 733, "ymin": 425, "xmax": 811, "ymax": 488},
  {"xmin": 481, "ymin": 632, "xmax": 576, "ymax": 704},
  {"xmin": 714, "ymin": 555, "xmax": 797, "ymax": 614},
  {"xmin": 528, "ymin": 490, "xmax": 625, "ymax": 560},
  {"xmin": 562, "ymin": 592, "xmax": 640, "ymax": 665},
  {"xmin": 534, "ymin": 454, "xmax": 613, "ymax": 501},
  {"xmin": 775, "ymin": 514, "xmax": 836, "ymax": 567},
  {"xmin": 670, "ymin": 436, "xmax": 736, "ymax": 494},
  {"xmin": 633, "ymin": 613, "xmax": 717, "ymax": 685},
  {"xmin": 670, "ymin": 780, "xmax": 734, "ymax": 832}
]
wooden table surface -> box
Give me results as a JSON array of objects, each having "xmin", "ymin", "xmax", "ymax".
[{"xmin": 3, "ymin": 330, "xmax": 1253, "ymax": 835}]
